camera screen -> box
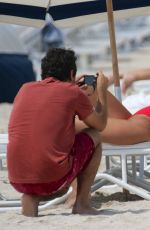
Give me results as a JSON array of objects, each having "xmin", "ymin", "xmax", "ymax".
[{"xmin": 84, "ymin": 75, "xmax": 96, "ymax": 85}]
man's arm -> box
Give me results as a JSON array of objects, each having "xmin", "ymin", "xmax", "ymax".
[{"xmin": 83, "ymin": 71, "xmax": 108, "ymax": 131}]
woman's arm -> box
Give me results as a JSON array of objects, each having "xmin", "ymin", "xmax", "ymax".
[{"xmin": 108, "ymin": 68, "xmax": 150, "ymax": 94}]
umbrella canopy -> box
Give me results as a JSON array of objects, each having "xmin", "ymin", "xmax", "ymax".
[
  {"xmin": 49, "ymin": 0, "xmax": 150, "ymax": 28},
  {"xmin": 49, "ymin": 0, "xmax": 150, "ymax": 27},
  {"xmin": 0, "ymin": 0, "xmax": 50, "ymax": 27},
  {"xmin": 49, "ymin": 0, "xmax": 150, "ymax": 100}
]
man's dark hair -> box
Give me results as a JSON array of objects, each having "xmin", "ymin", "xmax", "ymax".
[{"xmin": 41, "ymin": 48, "xmax": 77, "ymax": 81}]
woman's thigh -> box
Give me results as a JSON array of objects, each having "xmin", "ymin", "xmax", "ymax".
[{"xmin": 101, "ymin": 115, "xmax": 150, "ymax": 145}]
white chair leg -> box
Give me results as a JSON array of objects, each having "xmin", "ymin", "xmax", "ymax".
[{"xmin": 95, "ymin": 173, "xmax": 150, "ymax": 200}]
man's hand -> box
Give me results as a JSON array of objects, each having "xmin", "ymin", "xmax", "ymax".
[
  {"xmin": 75, "ymin": 75, "xmax": 85, "ymax": 85},
  {"xmin": 76, "ymin": 75, "xmax": 88, "ymax": 90},
  {"xmin": 96, "ymin": 70, "xmax": 108, "ymax": 93},
  {"xmin": 76, "ymin": 75, "xmax": 93, "ymax": 96}
]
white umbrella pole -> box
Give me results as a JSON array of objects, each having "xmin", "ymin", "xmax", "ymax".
[{"xmin": 106, "ymin": 0, "xmax": 122, "ymax": 102}]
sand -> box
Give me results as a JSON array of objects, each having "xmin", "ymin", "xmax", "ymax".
[
  {"xmin": 1, "ymin": 167, "xmax": 150, "ymax": 230},
  {"xmin": 0, "ymin": 170, "xmax": 150, "ymax": 230},
  {"xmin": 0, "ymin": 201, "xmax": 149, "ymax": 230},
  {"xmin": 0, "ymin": 200, "xmax": 150, "ymax": 230}
]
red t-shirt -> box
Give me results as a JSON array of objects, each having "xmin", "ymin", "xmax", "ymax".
[{"xmin": 7, "ymin": 77, "xmax": 93, "ymax": 183}]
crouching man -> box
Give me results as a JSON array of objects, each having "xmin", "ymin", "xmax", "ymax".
[{"xmin": 7, "ymin": 48, "xmax": 108, "ymax": 217}]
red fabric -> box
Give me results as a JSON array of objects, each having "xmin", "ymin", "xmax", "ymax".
[
  {"xmin": 7, "ymin": 77, "xmax": 94, "ymax": 184},
  {"xmin": 11, "ymin": 132, "xmax": 95, "ymax": 195},
  {"xmin": 132, "ymin": 106, "xmax": 150, "ymax": 117}
]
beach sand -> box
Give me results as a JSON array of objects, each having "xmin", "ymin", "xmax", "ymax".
[
  {"xmin": 0, "ymin": 166, "xmax": 150, "ymax": 230},
  {"xmin": 0, "ymin": 47, "xmax": 150, "ymax": 230},
  {"xmin": 0, "ymin": 199, "xmax": 149, "ymax": 230}
]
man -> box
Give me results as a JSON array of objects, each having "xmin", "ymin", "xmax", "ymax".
[{"xmin": 7, "ymin": 48, "xmax": 108, "ymax": 217}]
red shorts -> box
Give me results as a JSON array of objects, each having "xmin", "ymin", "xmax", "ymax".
[{"xmin": 11, "ymin": 132, "xmax": 95, "ymax": 196}]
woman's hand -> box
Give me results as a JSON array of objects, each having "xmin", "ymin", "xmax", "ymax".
[{"xmin": 121, "ymin": 72, "xmax": 135, "ymax": 94}]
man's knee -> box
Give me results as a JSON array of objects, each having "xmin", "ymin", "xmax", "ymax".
[{"xmin": 81, "ymin": 128, "xmax": 101, "ymax": 147}]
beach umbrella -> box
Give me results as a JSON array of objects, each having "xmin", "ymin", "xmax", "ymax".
[
  {"xmin": 1, "ymin": 1, "xmax": 149, "ymax": 99},
  {"xmin": 48, "ymin": 0, "xmax": 150, "ymax": 100},
  {"xmin": 0, "ymin": 0, "xmax": 50, "ymax": 27}
]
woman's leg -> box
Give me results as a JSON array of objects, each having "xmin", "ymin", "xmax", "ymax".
[
  {"xmin": 101, "ymin": 115, "xmax": 150, "ymax": 145},
  {"xmin": 76, "ymin": 88, "xmax": 150, "ymax": 145}
]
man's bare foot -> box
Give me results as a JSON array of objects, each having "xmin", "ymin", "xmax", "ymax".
[
  {"xmin": 21, "ymin": 194, "xmax": 40, "ymax": 217},
  {"xmin": 72, "ymin": 204, "xmax": 101, "ymax": 215}
]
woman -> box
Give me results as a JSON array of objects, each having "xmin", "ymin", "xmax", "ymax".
[{"xmin": 75, "ymin": 74, "xmax": 150, "ymax": 145}]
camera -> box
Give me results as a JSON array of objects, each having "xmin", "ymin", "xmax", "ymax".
[{"xmin": 78, "ymin": 75, "xmax": 97, "ymax": 90}]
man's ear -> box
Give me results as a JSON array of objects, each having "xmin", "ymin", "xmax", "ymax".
[{"xmin": 70, "ymin": 70, "xmax": 75, "ymax": 82}]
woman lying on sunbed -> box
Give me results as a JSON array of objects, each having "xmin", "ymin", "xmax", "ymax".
[{"xmin": 75, "ymin": 73, "xmax": 150, "ymax": 145}]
